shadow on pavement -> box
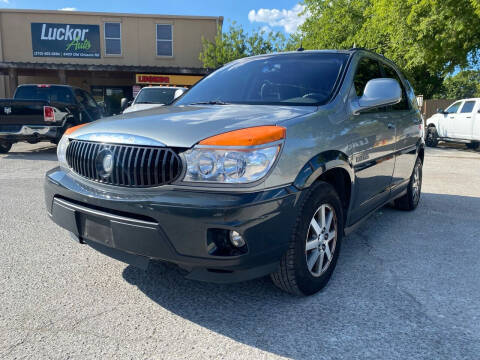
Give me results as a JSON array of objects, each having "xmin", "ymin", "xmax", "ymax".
[
  {"xmin": 3, "ymin": 144, "xmax": 57, "ymax": 161},
  {"xmin": 435, "ymin": 141, "xmax": 479, "ymax": 153},
  {"xmin": 122, "ymin": 192, "xmax": 480, "ymax": 359}
]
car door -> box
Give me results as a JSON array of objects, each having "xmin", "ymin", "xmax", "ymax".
[
  {"xmin": 349, "ymin": 57, "xmax": 396, "ymax": 223},
  {"xmin": 439, "ymin": 101, "xmax": 462, "ymax": 138},
  {"xmin": 456, "ymin": 100, "xmax": 477, "ymax": 139},
  {"xmin": 380, "ymin": 62, "xmax": 422, "ymax": 191}
]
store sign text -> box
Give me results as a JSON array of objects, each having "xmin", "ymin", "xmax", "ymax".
[{"xmin": 31, "ymin": 23, "xmax": 100, "ymax": 58}]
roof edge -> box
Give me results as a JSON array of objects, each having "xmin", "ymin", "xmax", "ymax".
[{"xmin": 0, "ymin": 8, "xmax": 223, "ymax": 21}]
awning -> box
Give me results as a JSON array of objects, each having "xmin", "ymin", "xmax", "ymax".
[{"xmin": 0, "ymin": 61, "xmax": 211, "ymax": 76}]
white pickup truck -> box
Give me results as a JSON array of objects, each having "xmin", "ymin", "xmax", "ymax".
[{"xmin": 425, "ymin": 98, "xmax": 480, "ymax": 149}]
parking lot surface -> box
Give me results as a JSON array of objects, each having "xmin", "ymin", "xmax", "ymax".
[{"xmin": 1, "ymin": 142, "xmax": 479, "ymax": 359}]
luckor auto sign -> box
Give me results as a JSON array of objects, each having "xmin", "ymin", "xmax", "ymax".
[{"xmin": 31, "ymin": 23, "xmax": 100, "ymax": 58}]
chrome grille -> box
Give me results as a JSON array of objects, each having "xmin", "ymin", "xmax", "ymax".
[{"xmin": 66, "ymin": 140, "xmax": 182, "ymax": 187}]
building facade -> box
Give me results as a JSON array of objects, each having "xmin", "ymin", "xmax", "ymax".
[{"xmin": 0, "ymin": 9, "xmax": 222, "ymax": 114}]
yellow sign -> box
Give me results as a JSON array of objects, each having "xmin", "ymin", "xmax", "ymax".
[{"xmin": 136, "ymin": 74, "xmax": 203, "ymax": 86}]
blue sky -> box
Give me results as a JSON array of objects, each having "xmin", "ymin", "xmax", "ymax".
[{"xmin": 0, "ymin": 0, "xmax": 306, "ymax": 34}]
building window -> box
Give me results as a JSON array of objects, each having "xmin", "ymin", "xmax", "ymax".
[
  {"xmin": 156, "ymin": 24, "xmax": 173, "ymax": 56},
  {"xmin": 104, "ymin": 22, "xmax": 121, "ymax": 55}
]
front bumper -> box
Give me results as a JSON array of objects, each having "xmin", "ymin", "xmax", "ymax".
[{"xmin": 45, "ymin": 167, "xmax": 303, "ymax": 283}]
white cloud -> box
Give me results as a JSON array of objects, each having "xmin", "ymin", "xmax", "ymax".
[
  {"xmin": 1, "ymin": 0, "xmax": 10, "ymax": 4},
  {"xmin": 58, "ymin": 7, "xmax": 77, "ymax": 11},
  {"xmin": 248, "ymin": 4, "xmax": 308, "ymax": 34}
]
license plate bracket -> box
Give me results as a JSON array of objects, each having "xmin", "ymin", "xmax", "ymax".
[{"xmin": 79, "ymin": 214, "xmax": 114, "ymax": 247}]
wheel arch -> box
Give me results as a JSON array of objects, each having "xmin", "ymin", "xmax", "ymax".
[{"xmin": 293, "ymin": 150, "xmax": 354, "ymax": 219}]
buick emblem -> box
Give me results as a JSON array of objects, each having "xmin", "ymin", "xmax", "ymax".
[
  {"xmin": 102, "ymin": 153, "xmax": 114, "ymax": 174},
  {"xmin": 95, "ymin": 149, "xmax": 114, "ymax": 179},
  {"xmin": 4, "ymin": 107, "xmax": 11, "ymax": 115}
]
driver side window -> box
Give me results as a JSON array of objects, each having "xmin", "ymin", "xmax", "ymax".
[
  {"xmin": 446, "ymin": 102, "xmax": 462, "ymax": 114},
  {"xmin": 353, "ymin": 57, "xmax": 382, "ymax": 97}
]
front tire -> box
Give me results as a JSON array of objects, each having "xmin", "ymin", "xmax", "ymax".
[
  {"xmin": 0, "ymin": 141, "xmax": 12, "ymax": 154},
  {"xmin": 394, "ymin": 157, "xmax": 423, "ymax": 211},
  {"xmin": 426, "ymin": 126, "xmax": 438, "ymax": 147},
  {"xmin": 271, "ymin": 181, "xmax": 344, "ymax": 296}
]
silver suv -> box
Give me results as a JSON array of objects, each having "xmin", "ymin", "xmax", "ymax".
[{"xmin": 45, "ymin": 49, "xmax": 424, "ymax": 295}]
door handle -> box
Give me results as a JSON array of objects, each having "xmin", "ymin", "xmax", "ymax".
[
  {"xmin": 466, "ymin": 116, "xmax": 472, "ymax": 118},
  {"xmin": 387, "ymin": 123, "xmax": 395, "ymax": 129}
]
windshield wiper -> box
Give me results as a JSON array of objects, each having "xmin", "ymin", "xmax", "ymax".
[
  {"xmin": 188, "ymin": 100, "xmax": 230, "ymax": 105},
  {"xmin": 135, "ymin": 101, "xmax": 156, "ymax": 104}
]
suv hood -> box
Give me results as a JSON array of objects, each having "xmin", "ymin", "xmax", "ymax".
[
  {"xmin": 122, "ymin": 103, "xmax": 164, "ymax": 114},
  {"xmin": 70, "ymin": 104, "xmax": 315, "ymax": 148}
]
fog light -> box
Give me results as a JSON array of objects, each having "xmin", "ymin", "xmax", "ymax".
[{"xmin": 229, "ymin": 231, "xmax": 245, "ymax": 248}]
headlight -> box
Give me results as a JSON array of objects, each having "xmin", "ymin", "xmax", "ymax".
[
  {"xmin": 57, "ymin": 134, "xmax": 70, "ymax": 170},
  {"xmin": 182, "ymin": 126, "xmax": 285, "ymax": 184},
  {"xmin": 56, "ymin": 124, "xmax": 87, "ymax": 171}
]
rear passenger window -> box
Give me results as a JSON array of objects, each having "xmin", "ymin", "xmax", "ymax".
[
  {"xmin": 381, "ymin": 63, "xmax": 410, "ymax": 111},
  {"xmin": 353, "ymin": 58, "xmax": 382, "ymax": 97},
  {"xmin": 460, "ymin": 101, "xmax": 475, "ymax": 113}
]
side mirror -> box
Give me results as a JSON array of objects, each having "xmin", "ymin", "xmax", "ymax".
[
  {"xmin": 120, "ymin": 97, "xmax": 129, "ymax": 111},
  {"xmin": 352, "ymin": 78, "xmax": 402, "ymax": 114},
  {"xmin": 173, "ymin": 89, "xmax": 185, "ymax": 100}
]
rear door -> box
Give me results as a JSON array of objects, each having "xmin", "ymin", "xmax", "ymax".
[
  {"xmin": 349, "ymin": 57, "xmax": 396, "ymax": 223},
  {"xmin": 456, "ymin": 100, "xmax": 477, "ymax": 139}
]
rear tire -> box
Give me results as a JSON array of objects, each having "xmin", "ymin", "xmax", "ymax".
[
  {"xmin": 394, "ymin": 157, "xmax": 422, "ymax": 211},
  {"xmin": 425, "ymin": 126, "xmax": 438, "ymax": 147},
  {"xmin": 0, "ymin": 141, "xmax": 12, "ymax": 154},
  {"xmin": 466, "ymin": 142, "xmax": 479, "ymax": 150},
  {"xmin": 270, "ymin": 181, "xmax": 344, "ymax": 296}
]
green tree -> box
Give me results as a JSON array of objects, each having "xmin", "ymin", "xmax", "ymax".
[
  {"xmin": 199, "ymin": 22, "xmax": 287, "ymax": 69},
  {"xmin": 298, "ymin": 0, "xmax": 480, "ymax": 98},
  {"xmin": 437, "ymin": 70, "xmax": 480, "ymax": 99}
]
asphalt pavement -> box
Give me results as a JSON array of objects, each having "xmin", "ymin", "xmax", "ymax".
[{"xmin": 0, "ymin": 141, "xmax": 479, "ymax": 359}]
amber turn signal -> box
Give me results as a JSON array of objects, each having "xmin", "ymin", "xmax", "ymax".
[
  {"xmin": 199, "ymin": 126, "xmax": 286, "ymax": 146},
  {"xmin": 64, "ymin": 123, "xmax": 87, "ymax": 135}
]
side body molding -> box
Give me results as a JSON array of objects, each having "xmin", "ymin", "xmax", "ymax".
[{"xmin": 293, "ymin": 150, "xmax": 354, "ymax": 190}]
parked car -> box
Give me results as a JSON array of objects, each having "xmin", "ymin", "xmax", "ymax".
[
  {"xmin": 425, "ymin": 98, "xmax": 480, "ymax": 149},
  {"xmin": 121, "ymin": 86, "xmax": 187, "ymax": 114},
  {"xmin": 0, "ymin": 84, "xmax": 104, "ymax": 153},
  {"xmin": 45, "ymin": 50, "xmax": 424, "ymax": 295}
]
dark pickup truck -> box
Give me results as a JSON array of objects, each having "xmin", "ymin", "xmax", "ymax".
[{"xmin": 0, "ymin": 84, "xmax": 104, "ymax": 153}]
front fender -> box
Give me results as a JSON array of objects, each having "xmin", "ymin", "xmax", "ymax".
[{"xmin": 293, "ymin": 150, "xmax": 354, "ymax": 189}]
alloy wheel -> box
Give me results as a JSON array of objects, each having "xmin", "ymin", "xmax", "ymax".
[{"xmin": 305, "ymin": 204, "xmax": 338, "ymax": 277}]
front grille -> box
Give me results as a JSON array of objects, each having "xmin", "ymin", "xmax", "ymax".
[{"xmin": 66, "ymin": 140, "xmax": 182, "ymax": 187}]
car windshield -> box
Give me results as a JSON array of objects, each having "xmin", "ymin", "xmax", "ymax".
[
  {"xmin": 176, "ymin": 52, "xmax": 349, "ymax": 106},
  {"xmin": 134, "ymin": 88, "xmax": 179, "ymax": 105},
  {"xmin": 14, "ymin": 85, "xmax": 76, "ymax": 104}
]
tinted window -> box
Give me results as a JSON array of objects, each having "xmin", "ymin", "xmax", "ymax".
[
  {"xmin": 353, "ymin": 57, "xmax": 382, "ymax": 97},
  {"xmin": 74, "ymin": 89, "xmax": 97, "ymax": 108},
  {"xmin": 135, "ymin": 88, "xmax": 178, "ymax": 105},
  {"xmin": 382, "ymin": 63, "xmax": 410, "ymax": 111},
  {"xmin": 14, "ymin": 86, "xmax": 75, "ymax": 104},
  {"xmin": 460, "ymin": 101, "xmax": 476, "ymax": 113},
  {"xmin": 446, "ymin": 102, "xmax": 462, "ymax": 114},
  {"xmin": 176, "ymin": 53, "xmax": 348, "ymax": 106}
]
